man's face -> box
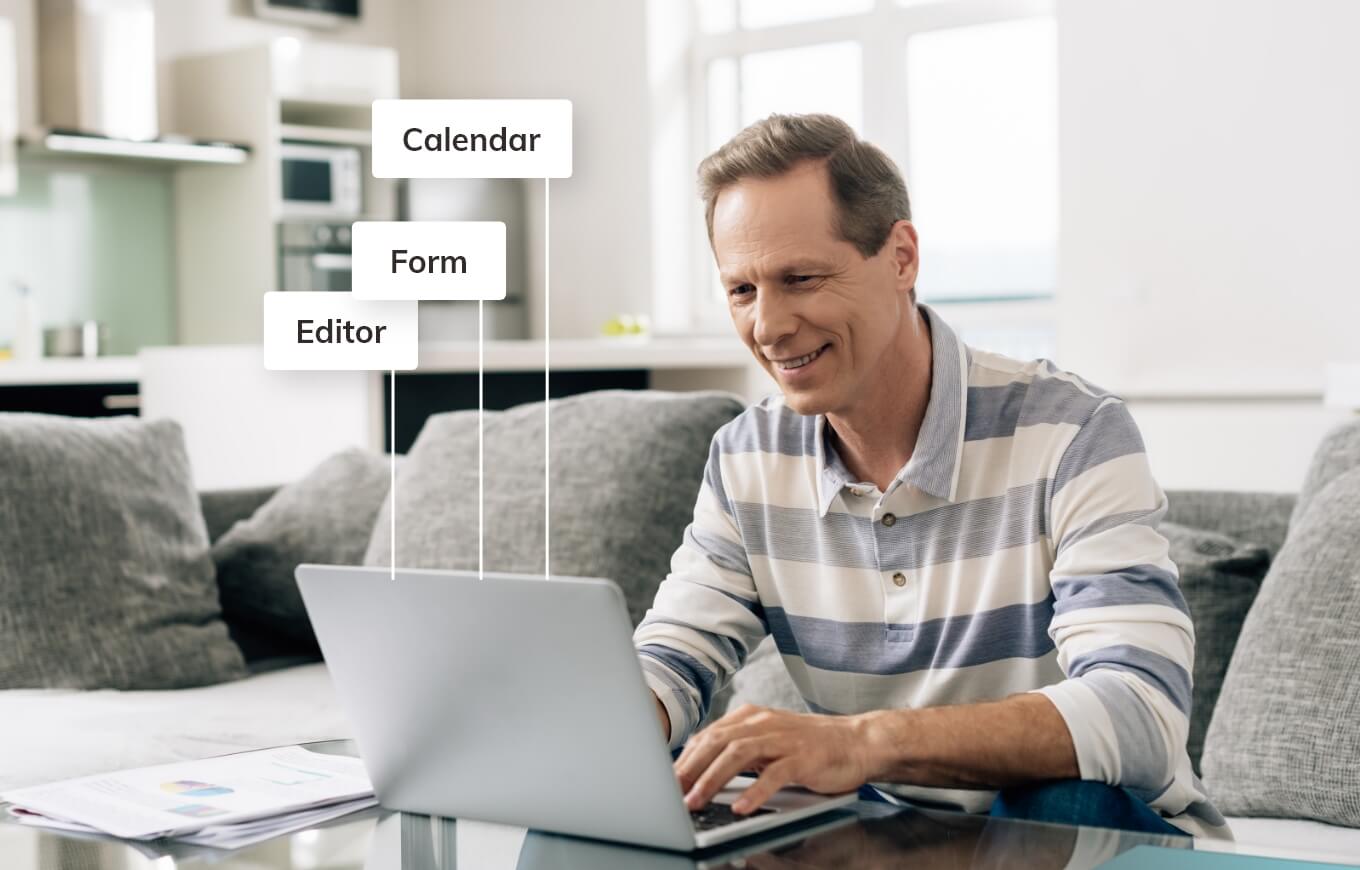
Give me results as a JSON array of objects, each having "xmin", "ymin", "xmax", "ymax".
[{"xmin": 711, "ymin": 161, "xmax": 917, "ymax": 417}]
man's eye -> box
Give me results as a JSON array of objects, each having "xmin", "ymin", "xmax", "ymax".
[
  {"xmin": 789, "ymin": 275, "xmax": 815, "ymax": 285},
  {"xmin": 729, "ymin": 284, "xmax": 755, "ymax": 298}
]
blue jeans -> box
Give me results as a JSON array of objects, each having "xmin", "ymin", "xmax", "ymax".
[
  {"xmin": 989, "ymin": 781, "xmax": 1188, "ymax": 837},
  {"xmin": 858, "ymin": 780, "xmax": 1187, "ymax": 838}
]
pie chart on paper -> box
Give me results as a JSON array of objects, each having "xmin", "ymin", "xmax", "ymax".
[{"xmin": 160, "ymin": 780, "xmax": 234, "ymax": 798}]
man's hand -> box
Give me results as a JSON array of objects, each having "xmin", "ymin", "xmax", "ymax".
[
  {"xmin": 673, "ymin": 693, "xmax": 1079, "ymax": 816},
  {"xmin": 673, "ymin": 704, "xmax": 870, "ymax": 815}
]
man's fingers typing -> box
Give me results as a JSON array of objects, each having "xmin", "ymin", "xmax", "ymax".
[
  {"xmin": 674, "ymin": 728, "xmax": 730, "ymax": 792},
  {"xmin": 674, "ymin": 717, "xmax": 758, "ymax": 790},
  {"xmin": 732, "ymin": 758, "xmax": 796, "ymax": 814},
  {"xmin": 684, "ymin": 737, "xmax": 767, "ymax": 810}
]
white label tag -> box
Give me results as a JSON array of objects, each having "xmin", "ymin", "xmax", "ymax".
[
  {"xmin": 263, "ymin": 292, "xmax": 418, "ymax": 371},
  {"xmin": 351, "ymin": 221, "xmax": 506, "ymax": 301},
  {"xmin": 371, "ymin": 99, "xmax": 573, "ymax": 179}
]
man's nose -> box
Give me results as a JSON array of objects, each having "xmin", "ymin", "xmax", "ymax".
[{"xmin": 752, "ymin": 288, "xmax": 798, "ymax": 349}]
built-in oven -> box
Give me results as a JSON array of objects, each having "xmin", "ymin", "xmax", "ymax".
[
  {"xmin": 279, "ymin": 141, "xmax": 362, "ymax": 219},
  {"xmin": 278, "ymin": 221, "xmax": 352, "ymax": 292}
]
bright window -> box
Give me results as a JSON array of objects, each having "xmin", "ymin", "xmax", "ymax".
[
  {"xmin": 906, "ymin": 18, "xmax": 1057, "ymax": 302},
  {"xmin": 687, "ymin": 0, "xmax": 1058, "ymax": 358},
  {"xmin": 738, "ymin": 0, "xmax": 875, "ymax": 30},
  {"xmin": 740, "ymin": 42, "xmax": 862, "ymax": 132}
]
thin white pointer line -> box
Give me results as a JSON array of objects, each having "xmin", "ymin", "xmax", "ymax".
[
  {"xmin": 544, "ymin": 176, "xmax": 551, "ymax": 579},
  {"xmin": 390, "ymin": 369, "xmax": 396, "ymax": 581},
  {"xmin": 479, "ymin": 297, "xmax": 484, "ymax": 580}
]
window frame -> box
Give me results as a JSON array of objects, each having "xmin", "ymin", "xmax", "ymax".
[{"xmin": 683, "ymin": 0, "xmax": 1058, "ymax": 333}]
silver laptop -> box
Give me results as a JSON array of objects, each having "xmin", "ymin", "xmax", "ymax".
[{"xmin": 295, "ymin": 565, "xmax": 856, "ymax": 852}]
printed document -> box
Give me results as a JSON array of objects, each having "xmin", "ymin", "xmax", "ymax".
[{"xmin": 1, "ymin": 746, "xmax": 374, "ymax": 844}]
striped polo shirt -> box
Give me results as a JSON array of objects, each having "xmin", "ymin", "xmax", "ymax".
[{"xmin": 634, "ymin": 304, "xmax": 1229, "ymax": 839}]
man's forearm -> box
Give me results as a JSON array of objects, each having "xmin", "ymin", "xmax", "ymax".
[{"xmin": 853, "ymin": 692, "xmax": 1079, "ymax": 789}]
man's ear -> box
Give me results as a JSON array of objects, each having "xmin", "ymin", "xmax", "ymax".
[{"xmin": 890, "ymin": 220, "xmax": 919, "ymax": 291}]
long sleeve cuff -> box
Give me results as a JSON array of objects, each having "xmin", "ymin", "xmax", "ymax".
[
  {"xmin": 1031, "ymin": 680, "xmax": 1121, "ymax": 783},
  {"xmin": 641, "ymin": 660, "xmax": 693, "ymax": 752}
]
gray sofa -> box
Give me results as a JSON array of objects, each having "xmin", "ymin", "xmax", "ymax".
[{"xmin": 1, "ymin": 394, "xmax": 1356, "ymax": 862}]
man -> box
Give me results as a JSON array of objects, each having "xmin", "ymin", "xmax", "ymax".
[{"xmin": 633, "ymin": 113, "xmax": 1228, "ymax": 839}]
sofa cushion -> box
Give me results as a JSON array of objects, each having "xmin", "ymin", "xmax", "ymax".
[
  {"xmin": 1291, "ymin": 417, "xmax": 1360, "ymax": 529},
  {"xmin": 1201, "ymin": 466, "xmax": 1360, "ymax": 826},
  {"xmin": 363, "ymin": 390, "xmax": 745, "ymax": 626},
  {"xmin": 212, "ymin": 448, "xmax": 391, "ymax": 658},
  {"xmin": 201, "ymin": 486, "xmax": 278, "ymax": 544},
  {"xmin": 1224, "ymin": 817, "xmax": 1360, "ymax": 864},
  {"xmin": 1166, "ymin": 490, "xmax": 1296, "ymax": 560},
  {"xmin": 0, "ymin": 413, "xmax": 246, "ymax": 690},
  {"xmin": 0, "ymin": 663, "xmax": 347, "ymax": 791},
  {"xmin": 1161, "ymin": 521, "xmax": 1271, "ymax": 772}
]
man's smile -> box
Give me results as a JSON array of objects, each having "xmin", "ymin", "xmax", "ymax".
[{"xmin": 770, "ymin": 343, "xmax": 832, "ymax": 371}]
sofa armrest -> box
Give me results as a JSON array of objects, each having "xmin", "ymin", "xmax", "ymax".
[
  {"xmin": 1165, "ymin": 490, "xmax": 1297, "ymax": 558},
  {"xmin": 199, "ymin": 487, "xmax": 279, "ymax": 544}
]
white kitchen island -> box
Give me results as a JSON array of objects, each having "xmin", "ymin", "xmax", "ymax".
[{"xmin": 0, "ymin": 339, "xmax": 764, "ymax": 489}]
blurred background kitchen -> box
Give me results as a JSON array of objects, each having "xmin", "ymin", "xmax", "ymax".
[{"xmin": 0, "ymin": 0, "xmax": 1356, "ymax": 491}]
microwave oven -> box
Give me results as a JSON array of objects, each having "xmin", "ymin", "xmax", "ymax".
[{"xmin": 279, "ymin": 141, "xmax": 362, "ymax": 219}]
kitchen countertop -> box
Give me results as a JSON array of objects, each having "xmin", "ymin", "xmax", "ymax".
[
  {"xmin": 0, "ymin": 339, "xmax": 754, "ymax": 386},
  {"xmin": 0, "ymin": 357, "xmax": 141, "ymax": 386},
  {"xmin": 0, "ymin": 345, "xmax": 1332, "ymax": 400},
  {"xmin": 417, "ymin": 337, "xmax": 752, "ymax": 372}
]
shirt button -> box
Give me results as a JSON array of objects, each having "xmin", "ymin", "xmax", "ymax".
[
  {"xmin": 882, "ymin": 513, "xmax": 897, "ymax": 527},
  {"xmin": 892, "ymin": 572, "xmax": 907, "ymax": 587}
]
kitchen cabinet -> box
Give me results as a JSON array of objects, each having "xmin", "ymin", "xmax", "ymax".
[
  {"xmin": 171, "ymin": 41, "xmax": 399, "ymax": 346},
  {"xmin": 0, "ymin": 382, "xmax": 138, "ymax": 417},
  {"xmin": 0, "ymin": 357, "xmax": 141, "ymax": 416},
  {"xmin": 385, "ymin": 369, "xmax": 648, "ymax": 454}
]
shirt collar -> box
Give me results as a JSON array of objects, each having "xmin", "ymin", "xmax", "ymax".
[{"xmin": 814, "ymin": 304, "xmax": 969, "ymax": 516}]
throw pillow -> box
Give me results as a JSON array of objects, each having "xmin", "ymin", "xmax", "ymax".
[
  {"xmin": 1160, "ymin": 521, "xmax": 1271, "ymax": 773},
  {"xmin": 1200, "ymin": 466, "xmax": 1360, "ymax": 826},
  {"xmin": 363, "ymin": 390, "xmax": 745, "ymax": 626},
  {"xmin": 1291, "ymin": 417, "xmax": 1360, "ymax": 529},
  {"xmin": 212, "ymin": 448, "xmax": 391, "ymax": 658},
  {"xmin": 201, "ymin": 486, "xmax": 277, "ymax": 544},
  {"xmin": 0, "ymin": 413, "xmax": 247, "ymax": 689}
]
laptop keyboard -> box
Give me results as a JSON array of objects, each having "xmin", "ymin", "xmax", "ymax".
[{"xmin": 690, "ymin": 802, "xmax": 775, "ymax": 831}]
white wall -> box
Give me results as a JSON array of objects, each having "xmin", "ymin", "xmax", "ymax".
[
  {"xmin": 1128, "ymin": 400, "xmax": 1351, "ymax": 493},
  {"xmin": 1056, "ymin": 0, "xmax": 1360, "ymax": 491},
  {"xmin": 397, "ymin": 0, "xmax": 656, "ymax": 341}
]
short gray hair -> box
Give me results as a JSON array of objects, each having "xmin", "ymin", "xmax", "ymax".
[{"xmin": 698, "ymin": 113, "xmax": 911, "ymax": 259}]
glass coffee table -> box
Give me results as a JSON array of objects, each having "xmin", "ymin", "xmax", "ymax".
[{"xmin": 0, "ymin": 740, "xmax": 1202, "ymax": 869}]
